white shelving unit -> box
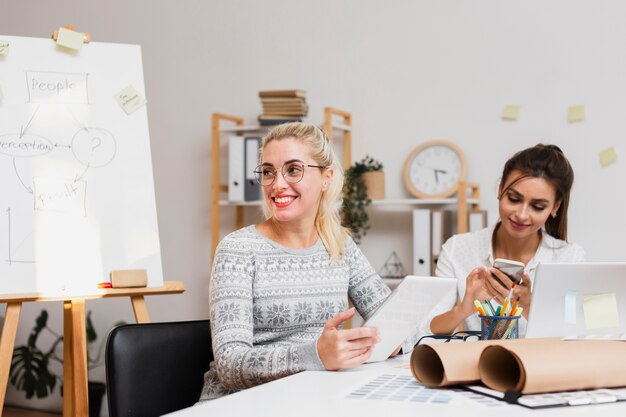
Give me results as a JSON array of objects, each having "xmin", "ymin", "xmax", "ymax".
[{"xmin": 210, "ymin": 109, "xmax": 481, "ymax": 257}]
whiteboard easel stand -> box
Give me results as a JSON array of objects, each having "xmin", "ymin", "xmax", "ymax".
[{"xmin": 0, "ymin": 280, "xmax": 185, "ymax": 417}]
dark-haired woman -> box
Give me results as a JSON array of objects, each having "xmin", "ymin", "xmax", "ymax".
[{"xmin": 426, "ymin": 144, "xmax": 585, "ymax": 336}]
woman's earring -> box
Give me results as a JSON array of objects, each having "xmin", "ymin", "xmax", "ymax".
[{"xmin": 551, "ymin": 212, "xmax": 557, "ymax": 218}]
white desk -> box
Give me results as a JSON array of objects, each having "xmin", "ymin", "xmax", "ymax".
[{"xmin": 166, "ymin": 355, "xmax": 626, "ymax": 417}]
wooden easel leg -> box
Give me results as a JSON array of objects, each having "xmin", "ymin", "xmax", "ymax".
[
  {"xmin": 72, "ymin": 300, "xmax": 89, "ymax": 417},
  {"xmin": 64, "ymin": 300, "xmax": 89, "ymax": 417},
  {"xmin": 0, "ymin": 302, "xmax": 22, "ymax": 417},
  {"xmin": 130, "ymin": 295, "xmax": 150, "ymax": 323},
  {"xmin": 63, "ymin": 301, "xmax": 74, "ymax": 417}
]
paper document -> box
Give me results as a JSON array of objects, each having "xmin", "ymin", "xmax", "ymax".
[{"xmin": 362, "ymin": 276, "xmax": 456, "ymax": 363}]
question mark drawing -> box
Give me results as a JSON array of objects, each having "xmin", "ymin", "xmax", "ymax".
[{"xmin": 90, "ymin": 137, "xmax": 102, "ymax": 155}]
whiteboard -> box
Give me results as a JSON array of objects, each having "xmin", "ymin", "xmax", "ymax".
[{"xmin": 0, "ymin": 35, "xmax": 163, "ymax": 294}]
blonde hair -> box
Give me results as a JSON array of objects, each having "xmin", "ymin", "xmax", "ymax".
[{"xmin": 259, "ymin": 122, "xmax": 348, "ymax": 261}]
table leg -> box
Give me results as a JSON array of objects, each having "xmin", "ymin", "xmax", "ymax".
[{"xmin": 0, "ymin": 302, "xmax": 22, "ymax": 417}]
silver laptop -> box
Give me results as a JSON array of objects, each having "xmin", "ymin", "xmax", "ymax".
[
  {"xmin": 526, "ymin": 262, "xmax": 626, "ymax": 339},
  {"xmin": 363, "ymin": 275, "xmax": 457, "ymax": 362}
]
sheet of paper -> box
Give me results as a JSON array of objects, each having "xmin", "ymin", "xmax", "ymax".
[
  {"xmin": 56, "ymin": 27, "xmax": 85, "ymax": 50},
  {"xmin": 0, "ymin": 39, "xmax": 9, "ymax": 56},
  {"xmin": 343, "ymin": 374, "xmax": 503, "ymax": 406},
  {"xmin": 567, "ymin": 105, "xmax": 585, "ymax": 123},
  {"xmin": 114, "ymin": 85, "xmax": 147, "ymax": 115},
  {"xmin": 582, "ymin": 293, "xmax": 620, "ymax": 329},
  {"xmin": 501, "ymin": 105, "xmax": 520, "ymax": 121},
  {"xmin": 599, "ymin": 147, "xmax": 618, "ymax": 168}
]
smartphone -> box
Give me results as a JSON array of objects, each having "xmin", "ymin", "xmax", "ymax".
[{"xmin": 493, "ymin": 258, "xmax": 525, "ymax": 284}]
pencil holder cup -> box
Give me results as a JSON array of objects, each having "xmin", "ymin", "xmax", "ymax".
[{"xmin": 479, "ymin": 315, "xmax": 520, "ymax": 340}]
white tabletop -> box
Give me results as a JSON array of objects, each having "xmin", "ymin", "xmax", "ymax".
[{"xmin": 165, "ymin": 355, "xmax": 626, "ymax": 417}]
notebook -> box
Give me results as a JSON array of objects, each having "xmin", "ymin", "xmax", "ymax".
[
  {"xmin": 466, "ymin": 384, "xmax": 626, "ymax": 409},
  {"xmin": 362, "ymin": 275, "xmax": 457, "ymax": 362},
  {"xmin": 526, "ymin": 262, "xmax": 626, "ymax": 339}
]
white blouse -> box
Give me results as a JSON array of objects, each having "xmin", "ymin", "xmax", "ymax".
[{"xmin": 422, "ymin": 223, "xmax": 586, "ymax": 336}]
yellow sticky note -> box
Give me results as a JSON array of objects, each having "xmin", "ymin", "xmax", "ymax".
[
  {"xmin": 582, "ymin": 293, "xmax": 620, "ymax": 329},
  {"xmin": 114, "ymin": 85, "xmax": 147, "ymax": 115},
  {"xmin": 0, "ymin": 39, "xmax": 9, "ymax": 56},
  {"xmin": 599, "ymin": 147, "xmax": 618, "ymax": 168},
  {"xmin": 56, "ymin": 27, "xmax": 85, "ymax": 50},
  {"xmin": 502, "ymin": 105, "xmax": 520, "ymax": 121},
  {"xmin": 568, "ymin": 105, "xmax": 585, "ymax": 123}
]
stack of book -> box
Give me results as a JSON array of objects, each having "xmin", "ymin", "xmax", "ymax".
[{"xmin": 258, "ymin": 89, "xmax": 308, "ymax": 125}]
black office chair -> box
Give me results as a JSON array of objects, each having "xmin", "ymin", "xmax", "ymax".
[{"xmin": 105, "ymin": 320, "xmax": 212, "ymax": 417}]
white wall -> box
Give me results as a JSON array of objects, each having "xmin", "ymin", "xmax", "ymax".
[{"xmin": 2, "ymin": 0, "xmax": 626, "ymax": 412}]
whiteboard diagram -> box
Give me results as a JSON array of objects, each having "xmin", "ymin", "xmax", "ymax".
[{"xmin": 0, "ymin": 35, "xmax": 163, "ymax": 294}]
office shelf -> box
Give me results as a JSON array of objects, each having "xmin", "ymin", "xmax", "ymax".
[{"xmin": 210, "ymin": 109, "xmax": 481, "ymax": 259}]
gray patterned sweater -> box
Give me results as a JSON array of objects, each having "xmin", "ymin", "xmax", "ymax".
[{"xmin": 199, "ymin": 225, "xmax": 391, "ymax": 401}]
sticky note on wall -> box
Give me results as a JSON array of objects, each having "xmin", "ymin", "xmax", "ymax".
[
  {"xmin": 599, "ymin": 147, "xmax": 618, "ymax": 168},
  {"xmin": 56, "ymin": 27, "xmax": 85, "ymax": 50},
  {"xmin": 501, "ymin": 105, "xmax": 520, "ymax": 121},
  {"xmin": 0, "ymin": 39, "xmax": 9, "ymax": 56},
  {"xmin": 568, "ymin": 105, "xmax": 585, "ymax": 123},
  {"xmin": 582, "ymin": 293, "xmax": 620, "ymax": 329},
  {"xmin": 114, "ymin": 85, "xmax": 147, "ymax": 115}
]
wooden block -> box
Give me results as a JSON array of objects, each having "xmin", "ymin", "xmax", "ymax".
[{"xmin": 110, "ymin": 269, "xmax": 148, "ymax": 288}]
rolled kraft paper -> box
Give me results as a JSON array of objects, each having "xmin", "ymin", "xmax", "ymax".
[
  {"xmin": 480, "ymin": 339, "xmax": 626, "ymax": 394},
  {"xmin": 411, "ymin": 340, "xmax": 502, "ymax": 387}
]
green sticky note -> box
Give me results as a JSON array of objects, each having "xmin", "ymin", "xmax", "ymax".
[
  {"xmin": 568, "ymin": 105, "xmax": 585, "ymax": 123},
  {"xmin": 599, "ymin": 147, "xmax": 618, "ymax": 168},
  {"xmin": 582, "ymin": 293, "xmax": 620, "ymax": 329},
  {"xmin": 114, "ymin": 85, "xmax": 147, "ymax": 115},
  {"xmin": 501, "ymin": 105, "xmax": 520, "ymax": 121},
  {"xmin": 56, "ymin": 27, "xmax": 85, "ymax": 50},
  {"xmin": 0, "ymin": 39, "xmax": 9, "ymax": 56}
]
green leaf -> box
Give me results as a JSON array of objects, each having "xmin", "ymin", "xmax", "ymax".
[
  {"xmin": 27, "ymin": 310, "xmax": 49, "ymax": 348},
  {"xmin": 342, "ymin": 155, "xmax": 381, "ymax": 244},
  {"xmin": 86, "ymin": 310, "xmax": 97, "ymax": 344},
  {"xmin": 10, "ymin": 346, "xmax": 57, "ymax": 399}
]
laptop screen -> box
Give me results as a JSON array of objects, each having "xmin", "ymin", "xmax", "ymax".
[{"xmin": 526, "ymin": 262, "xmax": 626, "ymax": 339}]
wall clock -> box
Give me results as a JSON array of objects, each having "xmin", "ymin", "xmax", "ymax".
[{"xmin": 402, "ymin": 140, "xmax": 467, "ymax": 198}]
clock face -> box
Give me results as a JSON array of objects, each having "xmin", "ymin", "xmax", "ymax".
[{"xmin": 403, "ymin": 141, "xmax": 467, "ymax": 198}]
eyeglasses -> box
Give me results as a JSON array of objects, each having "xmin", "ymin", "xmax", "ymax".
[
  {"xmin": 414, "ymin": 331, "xmax": 481, "ymax": 347},
  {"xmin": 253, "ymin": 161, "xmax": 327, "ymax": 186}
]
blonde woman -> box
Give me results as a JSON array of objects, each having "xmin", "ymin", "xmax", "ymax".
[{"xmin": 200, "ymin": 123, "xmax": 390, "ymax": 401}]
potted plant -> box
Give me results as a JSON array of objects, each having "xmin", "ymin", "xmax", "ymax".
[
  {"xmin": 10, "ymin": 309, "xmax": 122, "ymax": 417},
  {"xmin": 342, "ymin": 155, "xmax": 384, "ymax": 244}
]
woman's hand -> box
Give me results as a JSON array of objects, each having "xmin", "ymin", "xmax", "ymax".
[
  {"xmin": 459, "ymin": 267, "xmax": 491, "ymax": 315},
  {"xmin": 431, "ymin": 267, "xmax": 491, "ymax": 335},
  {"xmin": 486, "ymin": 268, "xmax": 514, "ymax": 303},
  {"xmin": 317, "ymin": 308, "xmax": 380, "ymax": 371},
  {"xmin": 513, "ymin": 272, "xmax": 531, "ymax": 318},
  {"xmin": 486, "ymin": 269, "xmax": 531, "ymax": 317},
  {"xmin": 389, "ymin": 346, "xmax": 402, "ymax": 358}
]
